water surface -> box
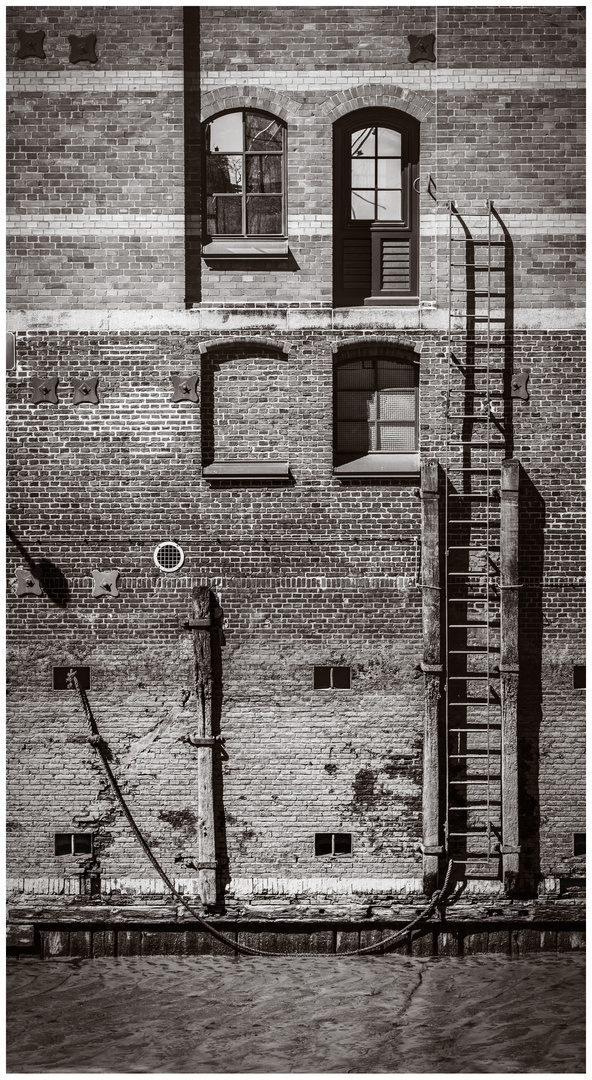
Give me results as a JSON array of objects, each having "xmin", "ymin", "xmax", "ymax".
[{"xmin": 7, "ymin": 953, "xmax": 585, "ymax": 1073}]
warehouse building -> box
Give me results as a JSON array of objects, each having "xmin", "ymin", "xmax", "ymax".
[{"xmin": 6, "ymin": 5, "xmax": 585, "ymax": 955}]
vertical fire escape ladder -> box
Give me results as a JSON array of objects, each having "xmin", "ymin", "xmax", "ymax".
[{"xmin": 444, "ymin": 200, "xmax": 508, "ymax": 884}]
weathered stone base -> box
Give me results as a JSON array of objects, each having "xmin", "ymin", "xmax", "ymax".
[{"xmin": 7, "ymin": 901, "xmax": 585, "ymax": 958}]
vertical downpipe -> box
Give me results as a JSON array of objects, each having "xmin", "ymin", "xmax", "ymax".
[
  {"xmin": 500, "ymin": 460, "xmax": 521, "ymax": 894},
  {"xmin": 192, "ymin": 585, "xmax": 217, "ymax": 905},
  {"xmin": 420, "ymin": 459, "xmax": 444, "ymax": 894}
]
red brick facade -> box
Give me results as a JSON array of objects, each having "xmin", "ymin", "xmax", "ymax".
[{"xmin": 6, "ymin": 6, "xmax": 585, "ymax": 912}]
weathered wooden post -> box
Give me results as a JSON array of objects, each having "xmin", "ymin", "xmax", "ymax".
[
  {"xmin": 190, "ymin": 585, "xmax": 217, "ymax": 906},
  {"xmin": 420, "ymin": 459, "xmax": 444, "ymax": 895},
  {"xmin": 500, "ymin": 460, "xmax": 521, "ymax": 895}
]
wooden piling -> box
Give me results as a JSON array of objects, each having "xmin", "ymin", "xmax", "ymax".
[
  {"xmin": 191, "ymin": 586, "xmax": 217, "ymax": 907},
  {"xmin": 500, "ymin": 460, "xmax": 521, "ymax": 895},
  {"xmin": 420, "ymin": 460, "xmax": 444, "ymax": 895}
]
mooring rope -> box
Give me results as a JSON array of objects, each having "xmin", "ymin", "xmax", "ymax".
[{"xmin": 68, "ymin": 670, "xmax": 454, "ymax": 957}]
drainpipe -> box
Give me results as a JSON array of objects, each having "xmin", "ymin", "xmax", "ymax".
[
  {"xmin": 420, "ymin": 460, "xmax": 444, "ymax": 895},
  {"xmin": 500, "ymin": 460, "xmax": 521, "ymax": 895}
]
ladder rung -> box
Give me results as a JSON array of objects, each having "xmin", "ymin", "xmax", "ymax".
[
  {"xmin": 449, "ymin": 620, "xmax": 499, "ymax": 626},
  {"xmin": 447, "ymin": 546, "xmax": 500, "ymax": 551},
  {"xmin": 449, "ymin": 779, "xmax": 501, "ymax": 785},
  {"xmin": 448, "ymin": 675, "xmax": 499, "ymax": 681},
  {"xmin": 449, "ymin": 648, "xmax": 500, "ymax": 653},
  {"xmin": 448, "ymin": 830, "xmax": 490, "ymax": 836},
  {"xmin": 450, "ymin": 239, "xmax": 506, "ymax": 246},
  {"xmin": 448, "ymin": 701, "xmax": 501, "ymax": 707},
  {"xmin": 449, "ymin": 805, "xmax": 502, "ymax": 811},
  {"xmin": 471, "ymin": 317, "xmax": 506, "ymax": 322},
  {"xmin": 449, "ymin": 752, "xmax": 501, "ymax": 758},
  {"xmin": 448, "ymin": 727, "xmax": 501, "ymax": 733},
  {"xmin": 450, "ymin": 290, "xmax": 506, "ymax": 297},
  {"xmin": 447, "ymin": 414, "xmax": 503, "ymax": 420}
]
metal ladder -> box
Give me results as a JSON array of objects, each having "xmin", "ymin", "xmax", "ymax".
[{"xmin": 444, "ymin": 200, "xmax": 508, "ymax": 882}]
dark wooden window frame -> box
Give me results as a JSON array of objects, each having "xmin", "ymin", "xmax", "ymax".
[
  {"xmin": 333, "ymin": 354, "xmax": 420, "ymax": 477},
  {"xmin": 333, "ymin": 107, "xmax": 419, "ymax": 307},
  {"xmin": 202, "ymin": 108, "xmax": 288, "ymax": 258}
]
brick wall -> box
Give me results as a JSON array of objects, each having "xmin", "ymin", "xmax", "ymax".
[{"xmin": 6, "ymin": 5, "xmax": 585, "ymax": 905}]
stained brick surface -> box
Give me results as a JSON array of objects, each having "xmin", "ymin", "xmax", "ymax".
[{"xmin": 6, "ymin": 5, "xmax": 585, "ymax": 907}]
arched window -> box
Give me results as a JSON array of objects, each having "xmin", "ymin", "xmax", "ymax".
[
  {"xmin": 333, "ymin": 354, "xmax": 419, "ymax": 477},
  {"xmin": 334, "ymin": 109, "xmax": 419, "ymax": 307},
  {"xmin": 203, "ymin": 109, "xmax": 287, "ymax": 257}
]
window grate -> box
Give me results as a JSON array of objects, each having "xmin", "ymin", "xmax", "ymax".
[{"xmin": 154, "ymin": 541, "xmax": 184, "ymax": 573}]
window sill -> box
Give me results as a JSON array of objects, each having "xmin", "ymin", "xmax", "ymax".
[
  {"xmin": 333, "ymin": 452, "xmax": 420, "ymax": 478},
  {"xmin": 203, "ymin": 460, "xmax": 290, "ymax": 479},
  {"xmin": 202, "ymin": 239, "xmax": 289, "ymax": 258},
  {"xmin": 364, "ymin": 296, "xmax": 420, "ymax": 307}
]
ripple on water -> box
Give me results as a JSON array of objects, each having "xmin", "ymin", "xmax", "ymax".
[{"xmin": 7, "ymin": 952, "xmax": 585, "ymax": 1074}]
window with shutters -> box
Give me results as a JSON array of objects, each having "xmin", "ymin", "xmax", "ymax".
[
  {"xmin": 333, "ymin": 355, "xmax": 420, "ymax": 477},
  {"xmin": 202, "ymin": 109, "xmax": 288, "ymax": 258},
  {"xmin": 333, "ymin": 109, "xmax": 419, "ymax": 306}
]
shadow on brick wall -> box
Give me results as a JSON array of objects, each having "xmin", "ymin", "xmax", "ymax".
[
  {"xmin": 517, "ymin": 466, "xmax": 545, "ymax": 896},
  {"xmin": 7, "ymin": 525, "xmax": 70, "ymax": 607},
  {"xmin": 184, "ymin": 7, "xmax": 202, "ymax": 306}
]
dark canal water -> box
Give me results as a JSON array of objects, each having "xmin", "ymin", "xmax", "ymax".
[{"xmin": 7, "ymin": 953, "xmax": 585, "ymax": 1073}]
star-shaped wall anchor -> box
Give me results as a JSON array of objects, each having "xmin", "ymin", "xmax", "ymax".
[
  {"xmin": 408, "ymin": 33, "xmax": 436, "ymax": 63},
  {"xmin": 16, "ymin": 568, "xmax": 43, "ymax": 596},
  {"xmin": 171, "ymin": 375, "xmax": 199, "ymax": 403},
  {"xmin": 92, "ymin": 570, "xmax": 120, "ymax": 598},
  {"xmin": 69, "ymin": 33, "xmax": 97, "ymax": 64},
  {"xmin": 73, "ymin": 377, "xmax": 99, "ymax": 404},
  {"xmin": 511, "ymin": 371, "xmax": 530, "ymax": 400},
  {"xmin": 31, "ymin": 377, "xmax": 58, "ymax": 404},
  {"xmin": 17, "ymin": 30, "xmax": 46, "ymax": 59}
]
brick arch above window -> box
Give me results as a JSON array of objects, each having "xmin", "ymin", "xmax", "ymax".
[
  {"xmin": 201, "ymin": 86, "xmax": 298, "ymax": 125},
  {"xmin": 332, "ymin": 338, "xmax": 421, "ymax": 363},
  {"xmin": 321, "ymin": 84, "xmax": 435, "ymax": 124},
  {"xmin": 198, "ymin": 337, "xmax": 291, "ymax": 359}
]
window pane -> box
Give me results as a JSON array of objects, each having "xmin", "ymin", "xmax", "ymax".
[
  {"xmin": 336, "ymin": 421, "xmax": 368, "ymax": 452},
  {"xmin": 315, "ymin": 833, "xmax": 333, "ymax": 856},
  {"xmin": 246, "ymin": 155, "xmax": 282, "ymax": 193},
  {"xmin": 213, "ymin": 196, "xmax": 242, "ymax": 234},
  {"xmin": 377, "ymin": 158, "xmax": 401, "ymax": 188},
  {"xmin": 246, "ymin": 195, "xmax": 282, "ymax": 234},
  {"xmin": 245, "ymin": 113, "xmax": 283, "ymax": 151},
  {"xmin": 377, "ymin": 127, "xmax": 401, "ymax": 155},
  {"xmin": 337, "ymin": 362, "xmax": 375, "ymax": 390},
  {"xmin": 379, "ymin": 388, "xmax": 416, "ymax": 421},
  {"xmin": 351, "ymin": 127, "xmax": 375, "ymax": 157},
  {"xmin": 377, "ymin": 423, "xmax": 417, "ymax": 451},
  {"xmin": 351, "ymin": 190, "xmax": 375, "ymax": 220},
  {"xmin": 207, "ymin": 155, "xmax": 243, "ymax": 193},
  {"xmin": 314, "ymin": 666, "xmax": 332, "ymax": 688},
  {"xmin": 376, "ymin": 189, "xmax": 401, "ymax": 220},
  {"xmin": 208, "ymin": 112, "xmax": 243, "ymax": 153},
  {"xmin": 331, "ymin": 667, "xmax": 351, "ymax": 689},
  {"xmin": 376, "ymin": 360, "xmax": 415, "ymax": 389},
  {"xmin": 351, "ymin": 158, "xmax": 374, "ymax": 187},
  {"xmin": 333, "ymin": 833, "xmax": 352, "ymax": 854},
  {"xmin": 73, "ymin": 834, "xmax": 93, "ymax": 855},
  {"xmin": 54, "ymin": 834, "xmax": 72, "ymax": 855},
  {"xmin": 337, "ymin": 389, "xmax": 372, "ymax": 420}
]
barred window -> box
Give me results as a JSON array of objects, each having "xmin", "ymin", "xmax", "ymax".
[{"xmin": 334, "ymin": 357, "xmax": 419, "ymax": 475}]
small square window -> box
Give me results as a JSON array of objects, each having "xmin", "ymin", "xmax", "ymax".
[
  {"xmin": 574, "ymin": 833, "xmax": 585, "ymax": 856},
  {"xmin": 53, "ymin": 666, "xmax": 91, "ymax": 691},
  {"xmin": 315, "ymin": 832, "xmax": 352, "ymax": 856},
  {"xmin": 54, "ymin": 833, "xmax": 93, "ymax": 856},
  {"xmin": 314, "ymin": 666, "xmax": 351, "ymax": 689},
  {"xmin": 573, "ymin": 666, "xmax": 586, "ymax": 689}
]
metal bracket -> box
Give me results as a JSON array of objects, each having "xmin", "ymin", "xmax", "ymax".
[
  {"xmin": 17, "ymin": 30, "xmax": 46, "ymax": 59},
  {"xmin": 92, "ymin": 570, "xmax": 120, "ymax": 598},
  {"xmin": 171, "ymin": 375, "xmax": 199, "ymax": 403},
  {"xmin": 187, "ymin": 736, "xmax": 220, "ymax": 748},
  {"xmin": 31, "ymin": 377, "xmax": 58, "ymax": 404},
  {"xmin": 16, "ymin": 568, "xmax": 43, "ymax": 596},
  {"xmin": 183, "ymin": 620, "xmax": 211, "ymax": 630},
  {"xmin": 68, "ymin": 33, "xmax": 97, "ymax": 64},
  {"xmin": 419, "ymin": 844, "xmax": 444, "ymax": 856},
  {"xmin": 196, "ymin": 862, "xmax": 218, "ymax": 870},
  {"xmin": 73, "ymin": 377, "xmax": 99, "ymax": 404},
  {"xmin": 407, "ymin": 33, "xmax": 436, "ymax": 63},
  {"xmin": 511, "ymin": 371, "xmax": 529, "ymax": 400}
]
